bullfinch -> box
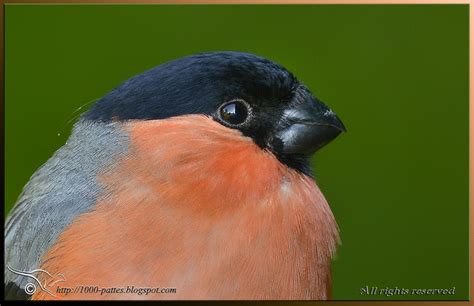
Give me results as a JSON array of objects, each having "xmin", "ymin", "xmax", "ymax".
[{"xmin": 5, "ymin": 51, "xmax": 345, "ymax": 300}]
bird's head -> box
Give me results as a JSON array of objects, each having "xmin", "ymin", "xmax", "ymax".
[{"xmin": 84, "ymin": 51, "xmax": 345, "ymax": 176}]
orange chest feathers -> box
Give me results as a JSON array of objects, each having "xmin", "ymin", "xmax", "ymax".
[{"xmin": 34, "ymin": 115, "xmax": 339, "ymax": 300}]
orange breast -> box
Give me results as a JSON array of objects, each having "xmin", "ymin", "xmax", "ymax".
[{"xmin": 33, "ymin": 115, "xmax": 339, "ymax": 300}]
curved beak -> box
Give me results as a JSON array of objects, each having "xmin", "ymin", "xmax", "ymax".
[{"xmin": 274, "ymin": 97, "xmax": 345, "ymax": 156}]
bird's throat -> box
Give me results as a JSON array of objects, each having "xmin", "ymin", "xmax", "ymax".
[{"xmin": 33, "ymin": 115, "xmax": 339, "ymax": 300}]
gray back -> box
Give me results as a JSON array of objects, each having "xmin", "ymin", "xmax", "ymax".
[{"xmin": 4, "ymin": 120, "xmax": 129, "ymax": 299}]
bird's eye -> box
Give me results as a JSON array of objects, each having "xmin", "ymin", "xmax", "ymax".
[{"xmin": 218, "ymin": 100, "xmax": 250, "ymax": 125}]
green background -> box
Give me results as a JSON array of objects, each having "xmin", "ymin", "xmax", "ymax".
[{"xmin": 5, "ymin": 5, "xmax": 469, "ymax": 300}]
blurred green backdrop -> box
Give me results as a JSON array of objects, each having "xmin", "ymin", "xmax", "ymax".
[{"xmin": 5, "ymin": 4, "xmax": 468, "ymax": 301}]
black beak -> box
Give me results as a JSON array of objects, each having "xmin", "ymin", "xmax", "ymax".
[{"xmin": 273, "ymin": 97, "xmax": 345, "ymax": 156}]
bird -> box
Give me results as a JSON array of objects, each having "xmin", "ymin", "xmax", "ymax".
[{"xmin": 4, "ymin": 51, "xmax": 345, "ymax": 300}]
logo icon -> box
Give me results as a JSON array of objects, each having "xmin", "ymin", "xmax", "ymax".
[{"xmin": 6, "ymin": 265, "xmax": 66, "ymax": 297}]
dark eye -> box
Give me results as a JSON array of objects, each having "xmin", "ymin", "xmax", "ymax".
[{"xmin": 218, "ymin": 100, "xmax": 250, "ymax": 125}]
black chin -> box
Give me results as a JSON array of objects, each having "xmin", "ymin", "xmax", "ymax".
[
  {"xmin": 277, "ymin": 154, "xmax": 313, "ymax": 177},
  {"xmin": 266, "ymin": 136, "xmax": 314, "ymax": 176}
]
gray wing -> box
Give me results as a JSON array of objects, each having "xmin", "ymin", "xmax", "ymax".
[{"xmin": 4, "ymin": 121, "xmax": 129, "ymax": 299}]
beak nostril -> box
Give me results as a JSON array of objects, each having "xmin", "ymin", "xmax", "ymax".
[{"xmin": 323, "ymin": 109, "xmax": 335, "ymax": 117}]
